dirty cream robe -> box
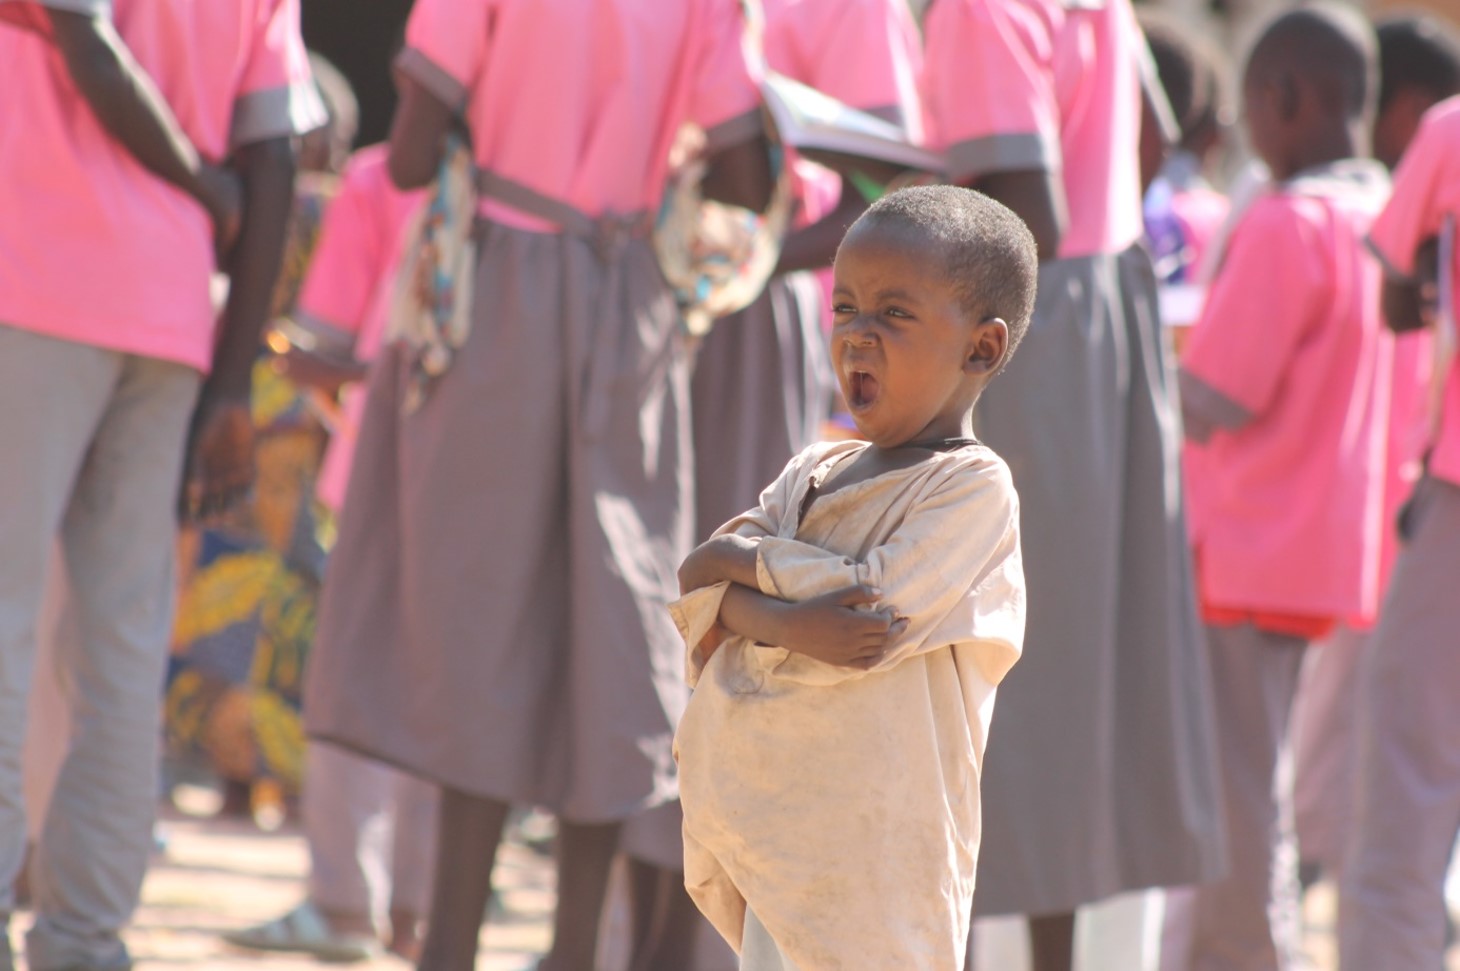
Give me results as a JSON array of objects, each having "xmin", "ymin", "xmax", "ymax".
[{"xmin": 671, "ymin": 440, "xmax": 1026, "ymax": 970}]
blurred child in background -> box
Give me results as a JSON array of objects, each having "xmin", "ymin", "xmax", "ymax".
[
  {"xmin": 1175, "ymin": 8, "xmax": 1391, "ymax": 968},
  {"xmin": 1288, "ymin": 10, "xmax": 1460, "ymax": 895}
]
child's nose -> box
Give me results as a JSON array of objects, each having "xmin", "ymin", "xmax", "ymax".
[{"xmin": 841, "ymin": 320, "xmax": 877, "ymax": 347}]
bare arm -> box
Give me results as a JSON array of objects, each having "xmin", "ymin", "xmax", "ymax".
[
  {"xmin": 180, "ymin": 137, "xmax": 296, "ymax": 522},
  {"xmin": 701, "ymin": 134, "xmax": 775, "ymax": 213},
  {"xmin": 1137, "ymin": 45, "xmax": 1180, "ymax": 194},
  {"xmin": 1382, "ymin": 236, "xmax": 1441, "ymax": 334},
  {"xmin": 1139, "ymin": 80, "xmax": 1175, "ymax": 194},
  {"xmin": 678, "ymin": 534, "xmax": 763, "ymax": 594},
  {"xmin": 776, "ymin": 189, "xmax": 869, "ymax": 275},
  {"xmin": 1382, "ymin": 278, "xmax": 1428, "ymax": 334},
  {"xmin": 968, "ymin": 169, "xmax": 1066, "ymax": 261},
  {"xmin": 388, "ymin": 74, "xmax": 453, "ymax": 190},
  {"xmin": 49, "ymin": 10, "xmax": 239, "ymax": 246},
  {"xmin": 719, "ymin": 583, "xmax": 902, "ymax": 669}
]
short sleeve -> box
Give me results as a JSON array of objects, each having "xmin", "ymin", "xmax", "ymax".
[
  {"xmin": 923, "ymin": 0, "xmax": 1061, "ymax": 182},
  {"xmin": 0, "ymin": 1, "xmax": 108, "ymax": 38},
  {"xmin": 793, "ymin": 0, "xmax": 923, "ymax": 132},
  {"xmin": 1181, "ymin": 196, "xmax": 1330, "ymax": 427},
  {"xmin": 690, "ymin": 0, "xmax": 764, "ymax": 150},
  {"xmin": 230, "ymin": 0, "xmax": 326, "ymax": 149},
  {"xmin": 7, "ymin": 0, "xmax": 109, "ymax": 16},
  {"xmin": 292, "ymin": 155, "xmax": 394, "ymax": 356},
  {"xmin": 1368, "ymin": 103, "xmax": 1460, "ymax": 280},
  {"xmin": 395, "ymin": 0, "xmax": 493, "ymax": 114}
]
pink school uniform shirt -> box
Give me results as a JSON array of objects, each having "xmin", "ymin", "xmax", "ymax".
[
  {"xmin": 1181, "ymin": 162, "xmax": 1392, "ymax": 625},
  {"xmin": 397, "ymin": 0, "xmax": 763, "ymax": 235},
  {"xmin": 0, "ymin": 0, "xmax": 322, "ymax": 372},
  {"xmin": 1172, "ymin": 188, "xmax": 1229, "ymax": 283},
  {"xmin": 922, "ymin": 0, "xmax": 1146, "ymax": 259},
  {"xmin": 764, "ymin": 0, "xmax": 923, "ymax": 136},
  {"xmin": 1169, "ymin": 192, "xmax": 1230, "ymax": 549},
  {"xmin": 291, "ymin": 145, "xmax": 423, "ymax": 512},
  {"xmin": 766, "ymin": 0, "xmax": 926, "ymax": 227},
  {"xmin": 1368, "ymin": 96, "xmax": 1460, "ymax": 492}
]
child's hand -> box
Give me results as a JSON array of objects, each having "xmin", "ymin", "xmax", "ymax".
[
  {"xmin": 178, "ymin": 391, "xmax": 255, "ymax": 525},
  {"xmin": 778, "ymin": 585, "xmax": 908, "ymax": 669},
  {"xmin": 196, "ymin": 162, "xmax": 244, "ymax": 262},
  {"xmin": 271, "ymin": 344, "xmax": 368, "ymax": 395}
]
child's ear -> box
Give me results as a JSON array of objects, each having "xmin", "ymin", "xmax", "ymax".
[{"xmin": 965, "ymin": 318, "xmax": 1009, "ymax": 375}]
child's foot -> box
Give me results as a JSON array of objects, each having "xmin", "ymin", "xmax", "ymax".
[
  {"xmin": 387, "ymin": 910, "xmax": 424, "ymax": 963},
  {"xmin": 222, "ymin": 901, "xmax": 381, "ymax": 962}
]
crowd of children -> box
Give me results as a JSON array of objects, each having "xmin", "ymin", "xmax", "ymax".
[{"xmin": 5, "ymin": 0, "xmax": 1460, "ymax": 970}]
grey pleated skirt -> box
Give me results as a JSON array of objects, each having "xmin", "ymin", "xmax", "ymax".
[
  {"xmin": 304, "ymin": 222, "xmax": 693, "ymax": 822},
  {"xmin": 973, "ymin": 245, "xmax": 1227, "ymax": 916}
]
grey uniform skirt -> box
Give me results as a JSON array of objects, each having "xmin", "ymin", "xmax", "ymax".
[
  {"xmin": 973, "ymin": 245, "xmax": 1227, "ymax": 916},
  {"xmin": 304, "ymin": 223, "xmax": 692, "ymax": 823},
  {"xmin": 690, "ymin": 271, "xmax": 833, "ymax": 539}
]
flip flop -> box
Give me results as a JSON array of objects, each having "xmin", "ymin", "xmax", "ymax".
[{"xmin": 222, "ymin": 901, "xmax": 380, "ymax": 963}]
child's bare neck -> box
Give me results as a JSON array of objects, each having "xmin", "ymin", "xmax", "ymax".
[{"xmin": 823, "ymin": 440, "xmax": 952, "ymax": 494}]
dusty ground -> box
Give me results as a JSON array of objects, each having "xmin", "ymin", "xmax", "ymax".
[{"xmin": 7, "ymin": 806, "xmax": 1457, "ymax": 970}]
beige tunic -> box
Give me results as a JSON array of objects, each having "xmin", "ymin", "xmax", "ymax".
[{"xmin": 671, "ymin": 440, "xmax": 1026, "ymax": 970}]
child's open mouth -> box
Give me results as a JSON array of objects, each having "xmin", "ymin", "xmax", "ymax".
[{"xmin": 848, "ymin": 370, "xmax": 880, "ymax": 410}]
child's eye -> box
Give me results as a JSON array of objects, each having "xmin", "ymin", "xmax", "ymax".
[
  {"xmin": 832, "ymin": 303, "xmax": 857, "ymax": 316},
  {"xmin": 884, "ymin": 307, "xmax": 913, "ymax": 320}
]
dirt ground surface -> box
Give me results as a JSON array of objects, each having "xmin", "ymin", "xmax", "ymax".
[{"xmin": 7, "ymin": 805, "xmax": 1458, "ymax": 970}]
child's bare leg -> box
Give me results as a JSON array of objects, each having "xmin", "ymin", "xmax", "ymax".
[
  {"xmin": 539, "ymin": 820, "xmax": 622, "ymax": 971},
  {"xmin": 1028, "ymin": 911, "xmax": 1075, "ymax": 971},
  {"xmin": 625, "ymin": 859, "xmax": 700, "ymax": 971},
  {"xmin": 417, "ymin": 787, "xmax": 510, "ymax": 971},
  {"xmin": 627, "ymin": 857, "xmax": 659, "ymax": 962}
]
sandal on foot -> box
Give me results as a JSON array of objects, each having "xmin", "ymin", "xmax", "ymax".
[{"xmin": 222, "ymin": 901, "xmax": 380, "ymax": 963}]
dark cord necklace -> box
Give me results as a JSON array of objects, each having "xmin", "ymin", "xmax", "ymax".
[{"xmin": 899, "ymin": 435, "xmax": 981, "ymax": 452}]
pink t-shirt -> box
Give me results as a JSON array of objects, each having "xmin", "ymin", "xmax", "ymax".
[
  {"xmin": 766, "ymin": 0, "xmax": 926, "ymax": 228},
  {"xmin": 291, "ymin": 145, "xmax": 423, "ymax": 512},
  {"xmin": 398, "ymin": 0, "xmax": 763, "ymax": 234},
  {"xmin": 1367, "ymin": 95, "xmax": 1460, "ymax": 490},
  {"xmin": 0, "ymin": 0, "xmax": 322, "ymax": 371},
  {"xmin": 922, "ymin": 0, "xmax": 1146, "ymax": 259},
  {"xmin": 1181, "ymin": 161, "xmax": 1392, "ymax": 623},
  {"xmin": 1171, "ymin": 188, "xmax": 1230, "ymax": 282},
  {"xmin": 1166, "ymin": 188, "xmax": 1230, "ymax": 549},
  {"xmin": 764, "ymin": 0, "xmax": 923, "ymax": 139}
]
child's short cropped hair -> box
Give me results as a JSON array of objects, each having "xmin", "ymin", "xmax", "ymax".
[
  {"xmin": 1246, "ymin": 3, "xmax": 1378, "ymax": 121},
  {"xmin": 1377, "ymin": 14, "xmax": 1460, "ymax": 110},
  {"xmin": 858, "ymin": 185, "xmax": 1039, "ymax": 363}
]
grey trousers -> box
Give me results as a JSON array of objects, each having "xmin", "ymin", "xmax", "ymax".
[
  {"xmin": 1292, "ymin": 625, "xmax": 1366, "ymax": 879},
  {"xmin": 1340, "ymin": 478, "xmax": 1460, "ymax": 971},
  {"xmin": 303, "ymin": 741, "xmax": 437, "ymax": 923},
  {"xmin": 0, "ymin": 325, "xmax": 199, "ymax": 971},
  {"xmin": 1183, "ymin": 623, "xmax": 1307, "ymax": 971}
]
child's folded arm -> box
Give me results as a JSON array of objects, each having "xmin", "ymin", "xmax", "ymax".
[
  {"xmin": 678, "ymin": 442, "xmax": 836, "ymax": 595},
  {"xmin": 756, "ymin": 462, "xmax": 1023, "ymax": 677},
  {"xmin": 678, "ymin": 534, "xmax": 763, "ymax": 594}
]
